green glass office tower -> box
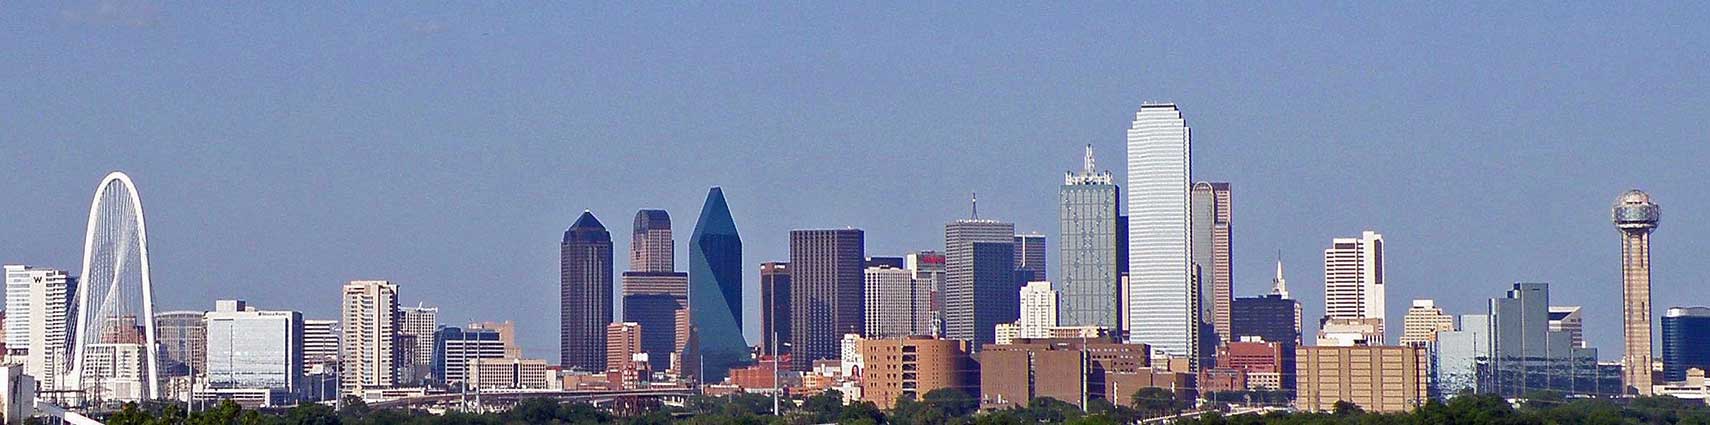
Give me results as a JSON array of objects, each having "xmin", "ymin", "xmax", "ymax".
[{"xmin": 685, "ymin": 187, "xmax": 748, "ymax": 382}]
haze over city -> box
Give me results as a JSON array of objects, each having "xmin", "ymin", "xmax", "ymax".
[{"xmin": 3, "ymin": 1, "xmax": 1707, "ymax": 367}]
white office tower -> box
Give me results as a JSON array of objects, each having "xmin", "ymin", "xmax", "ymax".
[
  {"xmin": 1017, "ymin": 281, "xmax": 1058, "ymax": 339},
  {"xmin": 863, "ymin": 265, "xmax": 929, "ymax": 337},
  {"xmin": 1323, "ymin": 231, "xmax": 1387, "ymax": 334},
  {"xmin": 1126, "ymin": 103, "xmax": 1197, "ymax": 370},
  {"xmin": 340, "ymin": 280, "xmax": 400, "ymax": 395},
  {"xmin": 204, "ymin": 300, "xmax": 303, "ymax": 406},
  {"xmin": 4, "ymin": 265, "xmax": 76, "ymax": 396},
  {"xmin": 301, "ymin": 319, "xmax": 340, "ymax": 401}
]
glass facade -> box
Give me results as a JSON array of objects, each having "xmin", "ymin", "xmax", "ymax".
[
  {"xmin": 1663, "ymin": 307, "xmax": 1710, "ymax": 382},
  {"xmin": 1126, "ymin": 103, "xmax": 1194, "ymax": 363},
  {"xmin": 560, "ymin": 211, "xmax": 614, "ymax": 372},
  {"xmin": 944, "ymin": 219, "xmax": 1015, "ymax": 349},
  {"xmin": 1058, "ymin": 168, "xmax": 1120, "ymax": 329},
  {"xmin": 687, "ymin": 187, "xmax": 748, "ymax": 382},
  {"xmin": 1229, "ymin": 295, "xmax": 1299, "ymax": 346},
  {"xmin": 1434, "ymin": 284, "xmax": 1619, "ymax": 398},
  {"xmin": 623, "ymin": 292, "xmax": 686, "ymax": 372},
  {"xmin": 433, "ymin": 327, "xmax": 505, "ymax": 385},
  {"xmin": 205, "ymin": 309, "xmax": 302, "ymax": 392}
]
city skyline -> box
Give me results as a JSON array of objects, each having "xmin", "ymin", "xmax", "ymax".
[{"xmin": 4, "ymin": 4, "xmax": 1708, "ymax": 363}]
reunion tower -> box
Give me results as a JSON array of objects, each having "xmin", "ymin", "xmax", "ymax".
[{"xmin": 1613, "ymin": 189, "xmax": 1660, "ymax": 396}]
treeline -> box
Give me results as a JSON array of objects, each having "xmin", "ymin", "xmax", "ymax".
[{"xmin": 71, "ymin": 388, "xmax": 1710, "ymax": 425}]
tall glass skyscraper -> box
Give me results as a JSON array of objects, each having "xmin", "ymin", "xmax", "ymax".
[
  {"xmin": 788, "ymin": 229, "xmax": 865, "ymax": 370},
  {"xmin": 1126, "ymin": 103, "xmax": 1195, "ymax": 367},
  {"xmin": 621, "ymin": 208, "xmax": 688, "ymax": 374},
  {"xmin": 560, "ymin": 211, "xmax": 613, "ymax": 372},
  {"xmin": 1058, "ymin": 145, "xmax": 1121, "ymax": 329},
  {"xmin": 686, "ymin": 187, "xmax": 748, "ymax": 382},
  {"xmin": 1663, "ymin": 307, "xmax": 1710, "ymax": 382},
  {"xmin": 1190, "ymin": 182, "xmax": 1232, "ymax": 347},
  {"xmin": 945, "ymin": 218, "xmax": 1015, "ymax": 349}
]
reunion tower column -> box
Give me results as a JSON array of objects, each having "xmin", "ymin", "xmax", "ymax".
[{"xmin": 1613, "ymin": 190, "xmax": 1660, "ymax": 396}]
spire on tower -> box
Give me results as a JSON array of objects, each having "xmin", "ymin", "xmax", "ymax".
[
  {"xmin": 1084, "ymin": 144, "xmax": 1096, "ymax": 172},
  {"xmin": 971, "ymin": 192, "xmax": 979, "ymax": 219},
  {"xmin": 1270, "ymin": 251, "xmax": 1289, "ymax": 299}
]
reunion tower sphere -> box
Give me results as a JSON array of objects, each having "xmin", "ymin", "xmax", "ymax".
[{"xmin": 1613, "ymin": 189, "xmax": 1661, "ymax": 232}]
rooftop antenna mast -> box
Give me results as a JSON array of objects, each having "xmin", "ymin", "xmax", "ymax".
[{"xmin": 971, "ymin": 192, "xmax": 978, "ymax": 219}]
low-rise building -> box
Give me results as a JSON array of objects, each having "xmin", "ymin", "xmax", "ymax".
[
  {"xmin": 858, "ymin": 336, "xmax": 977, "ymax": 409},
  {"xmin": 1295, "ymin": 345, "xmax": 1428, "ymax": 413},
  {"xmin": 980, "ymin": 337, "xmax": 1192, "ymax": 410}
]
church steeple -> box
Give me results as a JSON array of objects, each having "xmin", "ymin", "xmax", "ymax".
[{"xmin": 1270, "ymin": 252, "xmax": 1290, "ymax": 299}]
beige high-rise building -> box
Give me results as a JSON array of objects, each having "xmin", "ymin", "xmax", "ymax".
[
  {"xmin": 1613, "ymin": 190, "xmax": 1660, "ymax": 395},
  {"xmin": 340, "ymin": 280, "xmax": 400, "ymax": 394},
  {"xmin": 606, "ymin": 322, "xmax": 642, "ymax": 373},
  {"xmin": 1548, "ymin": 306, "xmax": 1586, "ymax": 348},
  {"xmin": 1399, "ymin": 300, "xmax": 1455, "ymax": 347},
  {"xmin": 468, "ymin": 321, "xmax": 520, "ymax": 359},
  {"xmin": 1322, "ymin": 231, "xmax": 1386, "ymax": 339},
  {"xmin": 1190, "ymin": 182, "xmax": 1233, "ymax": 344},
  {"xmin": 1295, "ymin": 345, "xmax": 1428, "ymax": 413},
  {"xmin": 398, "ymin": 304, "xmax": 438, "ymax": 384}
]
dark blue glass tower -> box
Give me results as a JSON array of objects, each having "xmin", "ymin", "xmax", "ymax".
[
  {"xmin": 686, "ymin": 187, "xmax": 748, "ymax": 382},
  {"xmin": 1663, "ymin": 307, "xmax": 1710, "ymax": 382}
]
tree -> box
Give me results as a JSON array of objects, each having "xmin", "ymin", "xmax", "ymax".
[
  {"xmin": 802, "ymin": 389, "xmax": 847, "ymax": 421},
  {"xmin": 920, "ymin": 388, "xmax": 976, "ymax": 417},
  {"xmin": 1331, "ymin": 400, "xmax": 1364, "ymax": 417},
  {"xmin": 1130, "ymin": 388, "xmax": 1182, "ymax": 419},
  {"xmin": 283, "ymin": 403, "xmax": 339, "ymax": 425},
  {"xmin": 839, "ymin": 401, "xmax": 885, "ymax": 424}
]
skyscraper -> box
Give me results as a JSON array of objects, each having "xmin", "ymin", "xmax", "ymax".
[
  {"xmin": 302, "ymin": 319, "xmax": 340, "ymax": 367},
  {"xmin": 341, "ymin": 280, "xmax": 400, "ymax": 394},
  {"xmin": 1230, "ymin": 296, "xmax": 1301, "ymax": 347},
  {"xmin": 1663, "ymin": 307, "xmax": 1710, "ymax": 382},
  {"xmin": 606, "ymin": 322, "xmax": 644, "ymax": 373},
  {"xmin": 1058, "ymin": 145, "xmax": 1122, "ymax": 330},
  {"xmin": 1613, "ymin": 189, "xmax": 1660, "ymax": 395},
  {"xmin": 561, "ymin": 210, "xmax": 614, "ymax": 372},
  {"xmin": 905, "ymin": 252, "xmax": 947, "ymax": 337},
  {"xmin": 204, "ymin": 300, "xmax": 303, "ymax": 400},
  {"xmin": 686, "ymin": 187, "xmax": 747, "ymax": 382},
  {"xmin": 154, "ymin": 311, "xmax": 207, "ymax": 377},
  {"xmin": 1548, "ymin": 306, "xmax": 1586, "ymax": 349},
  {"xmin": 1190, "ymin": 182, "xmax": 1232, "ymax": 345},
  {"xmin": 1399, "ymin": 300, "xmax": 1455, "ymax": 347},
  {"xmin": 864, "ymin": 264, "xmax": 928, "ymax": 338},
  {"xmin": 760, "ymin": 262, "xmax": 791, "ymax": 356},
  {"xmin": 631, "ymin": 210, "xmax": 675, "ymax": 273},
  {"xmin": 1013, "ymin": 233, "xmax": 1047, "ymax": 283},
  {"xmin": 622, "ymin": 208, "xmax": 689, "ymax": 375},
  {"xmin": 1323, "ymin": 231, "xmax": 1386, "ymax": 341},
  {"xmin": 789, "ymin": 229, "xmax": 866, "ymax": 370},
  {"xmin": 945, "ymin": 218, "xmax": 1016, "ymax": 349},
  {"xmin": 432, "ymin": 326, "xmax": 505, "ymax": 385},
  {"xmin": 1127, "ymin": 103, "xmax": 1195, "ymax": 368},
  {"xmin": 1016, "ymin": 281, "xmax": 1058, "ymax": 339},
  {"xmin": 399, "ymin": 304, "xmax": 438, "ymax": 383},
  {"xmin": 1484, "ymin": 283, "xmax": 1612, "ymax": 397},
  {"xmin": 71, "ymin": 171, "xmax": 161, "ymax": 401},
  {"xmin": 4, "ymin": 265, "xmax": 76, "ymax": 394}
]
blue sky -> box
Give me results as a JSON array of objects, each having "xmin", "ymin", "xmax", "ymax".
[{"xmin": 2, "ymin": 2, "xmax": 1707, "ymax": 360}]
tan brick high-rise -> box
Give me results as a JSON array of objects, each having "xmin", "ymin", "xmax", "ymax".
[{"xmin": 1613, "ymin": 190, "xmax": 1660, "ymax": 396}]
